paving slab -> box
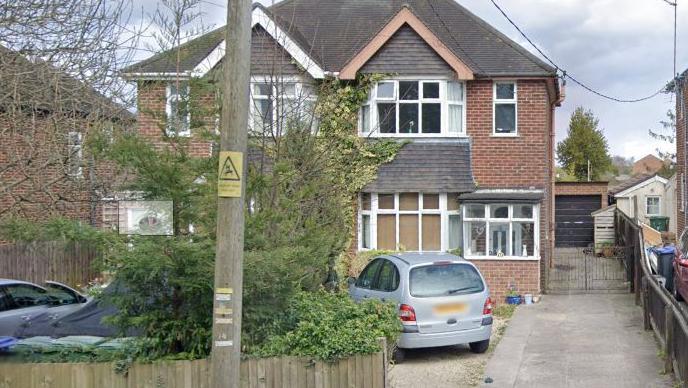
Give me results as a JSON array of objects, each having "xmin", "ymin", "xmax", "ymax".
[{"xmin": 482, "ymin": 294, "xmax": 673, "ymax": 388}]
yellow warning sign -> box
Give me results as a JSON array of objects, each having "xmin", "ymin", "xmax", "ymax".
[{"xmin": 218, "ymin": 151, "xmax": 243, "ymax": 197}]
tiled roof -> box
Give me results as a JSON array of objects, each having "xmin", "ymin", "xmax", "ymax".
[
  {"xmin": 124, "ymin": 0, "xmax": 555, "ymax": 78},
  {"xmin": 609, "ymin": 174, "xmax": 656, "ymax": 195},
  {"xmin": 363, "ymin": 141, "xmax": 475, "ymax": 193}
]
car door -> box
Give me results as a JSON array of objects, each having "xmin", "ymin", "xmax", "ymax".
[
  {"xmin": 350, "ymin": 258, "xmax": 383, "ymax": 301},
  {"xmin": 369, "ymin": 259, "xmax": 401, "ymax": 303},
  {"xmin": 0, "ymin": 284, "xmax": 50, "ymax": 336}
]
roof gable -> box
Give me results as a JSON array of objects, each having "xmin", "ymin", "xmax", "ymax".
[
  {"xmin": 612, "ymin": 174, "xmax": 669, "ymax": 197},
  {"xmin": 340, "ymin": 7, "xmax": 473, "ymax": 80}
]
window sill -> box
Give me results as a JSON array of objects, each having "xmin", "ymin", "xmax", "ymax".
[
  {"xmin": 464, "ymin": 255, "xmax": 540, "ymax": 261},
  {"xmin": 491, "ymin": 133, "xmax": 519, "ymax": 138}
]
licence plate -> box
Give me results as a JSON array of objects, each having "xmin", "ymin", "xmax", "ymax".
[{"xmin": 433, "ymin": 303, "xmax": 468, "ymax": 315}]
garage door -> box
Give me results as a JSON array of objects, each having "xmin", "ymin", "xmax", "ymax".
[{"xmin": 555, "ymin": 195, "xmax": 601, "ymax": 248}]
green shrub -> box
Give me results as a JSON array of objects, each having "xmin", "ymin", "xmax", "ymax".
[{"xmin": 253, "ymin": 291, "xmax": 400, "ymax": 362}]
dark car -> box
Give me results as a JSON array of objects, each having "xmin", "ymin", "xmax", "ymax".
[
  {"xmin": 0, "ymin": 279, "xmax": 88, "ymax": 337},
  {"xmin": 673, "ymin": 231, "xmax": 688, "ymax": 301}
]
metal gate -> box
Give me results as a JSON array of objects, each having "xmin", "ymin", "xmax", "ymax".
[{"xmin": 548, "ymin": 247, "xmax": 629, "ymax": 292}]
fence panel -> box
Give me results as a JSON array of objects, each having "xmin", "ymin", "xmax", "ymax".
[
  {"xmin": 0, "ymin": 350, "xmax": 388, "ymax": 388},
  {"xmin": 0, "ymin": 241, "xmax": 99, "ymax": 287}
]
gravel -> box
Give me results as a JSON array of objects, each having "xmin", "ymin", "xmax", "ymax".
[{"xmin": 388, "ymin": 316, "xmax": 509, "ymax": 388}]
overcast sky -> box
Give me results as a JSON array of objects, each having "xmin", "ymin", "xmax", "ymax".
[{"xmin": 131, "ymin": 0, "xmax": 688, "ymax": 160}]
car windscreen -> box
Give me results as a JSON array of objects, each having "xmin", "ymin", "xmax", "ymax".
[{"xmin": 409, "ymin": 263, "xmax": 484, "ymax": 298}]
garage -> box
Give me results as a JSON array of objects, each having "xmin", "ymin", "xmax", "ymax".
[{"xmin": 555, "ymin": 195, "xmax": 602, "ymax": 247}]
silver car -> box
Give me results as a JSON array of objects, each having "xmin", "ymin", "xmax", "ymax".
[
  {"xmin": 0, "ymin": 279, "xmax": 89, "ymax": 337},
  {"xmin": 349, "ymin": 253, "xmax": 492, "ymax": 362}
]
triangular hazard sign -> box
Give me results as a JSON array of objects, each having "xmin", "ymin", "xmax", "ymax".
[{"xmin": 220, "ymin": 155, "xmax": 240, "ymax": 181}]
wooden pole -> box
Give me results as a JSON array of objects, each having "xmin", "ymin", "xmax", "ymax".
[{"xmin": 211, "ymin": 0, "xmax": 252, "ymax": 387}]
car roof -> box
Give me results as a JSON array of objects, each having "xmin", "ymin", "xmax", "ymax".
[
  {"xmin": 0, "ymin": 278, "xmax": 41, "ymax": 287},
  {"xmin": 384, "ymin": 252, "xmax": 465, "ymax": 265}
]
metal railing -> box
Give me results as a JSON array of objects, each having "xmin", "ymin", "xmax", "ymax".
[{"xmin": 616, "ymin": 209, "xmax": 688, "ymax": 385}]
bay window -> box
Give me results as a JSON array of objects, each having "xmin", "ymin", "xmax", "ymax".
[
  {"xmin": 360, "ymin": 80, "xmax": 466, "ymax": 137},
  {"xmin": 463, "ymin": 203, "xmax": 537, "ymax": 258},
  {"xmin": 359, "ymin": 193, "xmax": 461, "ymax": 252},
  {"xmin": 493, "ymin": 82, "xmax": 517, "ymax": 135}
]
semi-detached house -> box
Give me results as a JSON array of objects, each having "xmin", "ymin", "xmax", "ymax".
[{"xmin": 122, "ymin": 0, "xmax": 563, "ymax": 301}]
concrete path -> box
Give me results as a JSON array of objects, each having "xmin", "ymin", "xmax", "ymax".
[{"xmin": 482, "ymin": 294, "xmax": 672, "ymax": 388}]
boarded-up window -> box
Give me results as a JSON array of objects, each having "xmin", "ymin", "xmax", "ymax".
[
  {"xmin": 422, "ymin": 215, "xmax": 441, "ymax": 251},
  {"xmin": 377, "ymin": 215, "xmax": 396, "ymax": 250},
  {"xmin": 423, "ymin": 194, "xmax": 439, "ymax": 210},
  {"xmin": 399, "ymin": 215, "xmax": 419, "ymax": 251},
  {"xmin": 379, "ymin": 194, "xmax": 395, "ymax": 210},
  {"xmin": 400, "ymin": 193, "xmax": 419, "ymax": 210}
]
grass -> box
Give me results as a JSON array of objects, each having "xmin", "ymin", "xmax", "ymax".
[{"xmin": 493, "ymin": 304, "xmax": 517, "ymax": 319}]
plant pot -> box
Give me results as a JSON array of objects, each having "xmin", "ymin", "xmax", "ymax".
[{"xmin": 505, "ymin": 295, "xmax": 522, "ymax": 305}]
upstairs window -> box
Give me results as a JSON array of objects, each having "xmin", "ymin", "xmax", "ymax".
[
  {"xmin": 166, "ymin": 82, "xmax": 191, "ymax": 137},
  {"xmin": 493, "ymin": 82, "xmax": 517, "ymax": 135},
  {"xmin": 250, "ymin": 80, "xmax": 316, "ymax": 136},
  {"xmin": 67, "ymin": 131, "xmax": 83, "ymax": 177},
  {"xmin": 360, "ymin": 80, "xmax": 465, "ymax": 137}
]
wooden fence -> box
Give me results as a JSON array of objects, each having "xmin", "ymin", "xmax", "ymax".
[
  {"xmin": 0, "ymin": 350, "xmax": 388, "ymax": 388},
  {"xmin": 0, "ymin": 241, "xmax": 100, "ymax": 287}
]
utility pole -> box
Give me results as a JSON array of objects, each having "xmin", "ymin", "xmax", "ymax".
[{"xmin": 211, "ymin": 0, "xmax": 251, "ymax": 387}]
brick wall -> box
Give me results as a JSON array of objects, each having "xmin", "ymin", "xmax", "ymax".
[
  {"xmin": 555, "ymin": 182, "xmax": 609, "ymax": 208},
  {"xmin": 677, "ymin": 76, "xmax": 687, "ymax": 235},
  {"xmin": 468, "ymin": 259, "xmax": 540, "ymax": 305}
]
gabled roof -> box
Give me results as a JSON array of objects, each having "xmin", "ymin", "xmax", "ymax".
[
  {"xmin": 123, "ymin": 0, "xmax": 556, "ymax": 79},
  {"xmin": 610, "ymin": 174, "xmax": 669, "ymax": 197}
]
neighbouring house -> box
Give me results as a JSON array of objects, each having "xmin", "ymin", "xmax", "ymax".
[
  {"xmin": 610, "ymin": 173, "xmax": 675, "ymax": 234},
  {"xmin": 553, "ymin": 181, "xmax": 609, "ymax": 248},
  {"xmin": 122, "ymin": 0, "xmax": 563, "ymax": 301},
  {"xmin": 0, "ymin": 45, "xmax": 134, "ymax": 231},
  {"xmin": 676, "ymin": 69, "xmax": 688, "ymax": 236},
  {"xmin": 633, "ymin": 154, "xmax": 665, "ymax": 176}
]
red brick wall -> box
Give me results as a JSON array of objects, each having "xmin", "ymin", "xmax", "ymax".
[
  {"xmin": 466, "ymin": 79, "xmax": 555, "ymax": 295},
  {"xmin": 677, "ymin": 76, "xmax": 687, "ymax": 235},
  {"xmin": 468, "ymin": 259, "xmax": 540, "ymax": 305},
  {"xmin": 136, "ymin": 80, "xmax": 214, "ymax": 157},
  {"xmin": 555, "ymin": 182, "xmax": 609, "ymax": 208}
]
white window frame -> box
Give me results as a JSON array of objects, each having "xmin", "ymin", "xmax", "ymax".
[
  {"xmin": 493, "ymin": 81, "xmax": 518, "ymax": 136},
  {"xmin": 462, "ymin": 203, "xmax": 539, "ymax": 260},
  {"xmin": 166, "ymin": 82, "xmax": 191, "ymax": 137},
  {"xmin": 359, "ymin": 78, "xmax": 467, "ymax": 137},
  {"xmin": 358, "ymin": 192, "xmax": 460, "ymax": 252},
  {"xmin": 681, "ymin": 174, "xmax": 686, "ymax": 212},
  {"xmin": 67, "ymin": 131, "xmax": 83, "ymax": 178},
  {"xmin": 646, "ymin": 196, "xmax": 661, "ymax": 216},
  {"xmin": 249, "ymin": 76, "xmax": 316, "ymax": 136}
]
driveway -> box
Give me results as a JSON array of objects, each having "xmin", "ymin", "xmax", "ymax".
[{"xmin": 481, "ymin": 294, "xmax": 672, "ymax": 388}]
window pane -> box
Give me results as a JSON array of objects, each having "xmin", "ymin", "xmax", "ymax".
[
  {"xmin": 399, "ymin": 81, "xmax": 419, "ymax": 100},
  {"xmin": 6, "ymin": 285, "xmax": 49, "ymax": 307},
  {"xmin": 465, "ymin": 204, "xmax": 485, "ymax": 218},
  {"xmin": 377, "ymin": 82, "xmax": 395, "ymax": 98},
  {"xmin": 448, "ymin": 104, "xmax": 463, "ymax": 133},
  {"xmin": 496, "ymin": 83, "xmax": 515, "ymax": 99},
  {"xmin": 448, "ymin": 214, "xmax": 461, "ymax": 250},
  {"xmin": 422, "ymin": 215, "xmax": 441, "ymax": 251},
  {"xmin": 464, "ymin": 221, "xmax": 486, "ymax": 256},
  {"xmin": 447, "ymin": 193, "xmax": 460, "ymax": 211},
  {"xmin": 281, "ymin": 83, "xmax": 297, "ymax": 96},
  {"xmin": 254, "ymin": 99, "xmax": 273, "ymax": 131},
  {"xmin": 423, "ymin": 194, "xmax": 439, "ymax": 209},
  {"xmin": 361, "ymin": 193, "xmax": 371, "ymax": 210},
  {"xmin": 399, "ymin": 103, "xmax": 419, "ymax": 133},
  {"xmin": 399, "ymin": 193, "xmax": 419, "ymax": 211},
  {"xmin": 490, "ymin": 205, "xmax": 509, "ymax": 218},
  {"xmin": 377, "ymin": 215, "xmax": 396, "ymax": 250},
  {"xmin": 361, "ymin": 105, "xmax": 370, "ymax": 133},
  {"xmin": 448, "ymin": 81, "xmax": 464, "ymax": 101},
  {"xmin": 254, "ymin": 83, "xmax": 271, "ymax": 96},
  {"xmin": 362, "ymin": 215, "xmax": 371, "ymax": 249},
  {"xmin": 410, "ymin": 264, "xmax": 484, "ymax": 297},
  {"xmin": 378, "ymin": 194, "xmax": 395, "ymax": 209},
  {"xmin": 378, "ymin": 103, "xmax": 396, "ymax": 134},
  {"xmin": 356, "ymin": 259, "xmax": 382, "ymax": 288},
  {"xmin": 489, "ymin": 223, "xmax": 510, "ymax": 256},
  {"xmin": 495, "ymin": 104, "xmax": 516, "ymax": 134},
  {"xmin": 514, "ymin": 204, "xmax": 533, "ymax": 219},
  {"xmin": 422, "ymin": 103, "xmax": 441, "ymax": 133},
  {"xmin": 375, "ymin": 260, "xmax": 399, "ymax": 292},
  {"xmin": 647, "ymin": 197, "xmax": 660, "ymax": 215},
  {"xmin": 422, "ymin": 82, "xmax": 440, "ymax": 99},
  {"xmin": 400, "ymin": 215, "xmax": 419, "ymax": 251},
  {"xmin": 513, "ymin": 222, "xmax": 534, "ymax": 257}
]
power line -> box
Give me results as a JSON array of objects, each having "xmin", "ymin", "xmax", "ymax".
[{"xmin": 489, "ymin": 0, "xmax": 670, "ymax": 103}]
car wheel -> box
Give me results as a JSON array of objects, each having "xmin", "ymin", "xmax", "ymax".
[
  {"xmin": 469, "ymin": 339, "xmax": 490, "ymax": 354},
  {"xmin": 392, "ymin": 346, "xmax": 406, "ymax": 364},
  {"xmin": 674, "ymin": 275, "xmax": 684, "ymax": 302}
]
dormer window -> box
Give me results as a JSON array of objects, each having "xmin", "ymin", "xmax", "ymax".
[{"xmin": 360, "ymin": 80, "xmax": 466, "ymax": 137}]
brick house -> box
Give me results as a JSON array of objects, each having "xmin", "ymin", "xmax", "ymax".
[
  {"xmin": 122, "ymin": 0, "xmax": 563, "ymax": 301},
  {"xmin": 0, "ymin": 46, "xmax": 133, "ymax": 230},
  {"xmin": 675, "ymin": 70, "xmax": 687, "ymax": 235}
]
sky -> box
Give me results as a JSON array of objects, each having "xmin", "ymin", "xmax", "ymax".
[{"xmin": 130, "ymin": 0, "xmax": 688, "ymax": 160}]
